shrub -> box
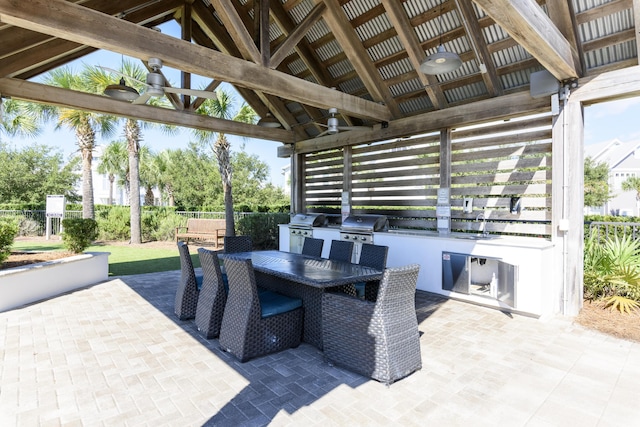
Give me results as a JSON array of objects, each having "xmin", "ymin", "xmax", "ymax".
[
  {"xmin": 95, "ymin": 207, "xmax": 130, "ymax": 241},
  {"xmin": 583, "ymin": 234, "xmax": 640, "ymax": 313},
  {"xmin": 61, "ymin": 218, "xmax": 98, "ymax": 253},
  {"xmin": 0, "ymin": 218, "xmax": 19, "ymax": 263},
  {"xmin": 152, "ymin": 213, "xmax": 186, "ymax": 241},
  {"xmin": 237, "ymin": 213, "xmax": 290, "ymax": 250},
  {"xmin": 18, "ymin": 218, "xmax": 41, "ymax": 236}
]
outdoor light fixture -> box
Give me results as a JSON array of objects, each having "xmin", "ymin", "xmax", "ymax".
[
  {"xmin": 257, "ymin": 113, "xmax": 282, "ymax": 128},
  {"xmin": 104, "ymin": 77, "xmax": 140, "ymax": 101},
  {"xmin": 419, "ymin": 1, "xmax": 462, "ymax": 75}
]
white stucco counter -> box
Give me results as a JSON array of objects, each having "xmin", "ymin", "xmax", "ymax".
[{"xmin": 279, "ymin": 224, "xmax": 556, "ymax": 317}]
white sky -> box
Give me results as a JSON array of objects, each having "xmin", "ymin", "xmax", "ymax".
[{"xmin": 6, "ymin": 19, "xmax": 640, "ymax": 185}]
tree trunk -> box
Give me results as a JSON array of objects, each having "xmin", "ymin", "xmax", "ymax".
[
  {"xmin": 145, "ymin": 186, "xmax": 154, "ymax": 206},
  {"xmin": 77, "ymin": 123, "xmax": 95, "ymax": 219},
  {"xmin": 125, "ymin": 119, "xmax": 142, "ymax": 244},
  {"xmin": 108, "ymin": 174, "xmax": 114, "ymax": 205},
  {"xmin": 214, "ymin": 136, "xmax": 235, "ymax": 236}
]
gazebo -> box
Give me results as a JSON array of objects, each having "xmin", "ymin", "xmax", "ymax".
[{"xmin": 1, "ymin": 0, "xmax": 639, "ymax": 315}]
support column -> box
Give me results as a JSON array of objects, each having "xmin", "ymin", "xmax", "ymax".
[{"xmin": 552, "ymin": 90, "xmax": 584, "ymax": 316}]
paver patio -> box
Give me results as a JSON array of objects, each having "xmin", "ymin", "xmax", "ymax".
[{"xmin": 1, "ymin": 269, "xmax": 638, "ymax": 426}]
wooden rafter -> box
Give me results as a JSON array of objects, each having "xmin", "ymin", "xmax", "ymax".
[
  {"xmin": 381, "ymin": 0, "xmax": 448, "ymax": 109},
  {"xmin": 0, "ymin": 0, "xmax": 391, "ymax": 122},
  {"xmin": 0, "ymin": 77, "xmax": 295, "ymax": 143},
  {"xmin": 455, "ymin": 0, "xmax": 503, "ymax": 96},
  {"xmin": 318, "ymin": 0, "xmax": 402, "ymax": 119},
  {"xmin": 472, "ymin": 0, "xmax": 578, "ymax": 80},
  {"xmin": 208, "ymin": 0, "xmax": 262, "ymax": 64},
  {"xmin": 270, "ymin": 2, "xmax": 325, "ymax": 69}
]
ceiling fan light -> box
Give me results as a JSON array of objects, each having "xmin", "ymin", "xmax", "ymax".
[
  {"xmin": 257, "ymin": 113, "xmax": 282, "ymax": 128},
  {"xmin": 420, "ymin": 45, "xmax": 462, "ymax": 75},
  {"xmin": 104, "ymin": 77, "xmax": 139, "ymax": 101}
]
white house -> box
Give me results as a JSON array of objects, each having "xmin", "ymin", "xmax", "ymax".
[{"xmin": 585, "ymin": 138, "xmax": 640, "ymax": 216}]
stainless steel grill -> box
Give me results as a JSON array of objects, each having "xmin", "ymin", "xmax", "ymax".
[
  {"xmin": 339, "ymin": 214, "xmax": 388, "ymax": 262},
  {"xmin": 289, "ymin": 213, "xmax": 326, "ymax": 253}
]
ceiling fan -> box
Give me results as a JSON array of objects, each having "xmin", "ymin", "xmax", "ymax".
[
  {"xmin": 315, "ymin": 108, "xmax": 372, "ymax": 138},
  {"xmin": 102, "ymin": 58, "xmax": 218, "ymax": 105}
]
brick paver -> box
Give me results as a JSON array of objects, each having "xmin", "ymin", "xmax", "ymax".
[{"xmin": 1, "ymin": 269, "xmax": 639, "ymax": 426}]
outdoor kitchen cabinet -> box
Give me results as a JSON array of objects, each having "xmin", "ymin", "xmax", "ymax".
[
  {"xmin": 442, "ymin": 252, "xmax": 518, "ymax": 309},
  {"xmin": 279, "ymin": 225, "xmax": 555, "ymax": 317}
]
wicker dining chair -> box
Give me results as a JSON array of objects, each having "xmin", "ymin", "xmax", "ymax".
[
  {"xmin": 301, "ymin": 237, "xmax": 324, "ymax": 257},
  {"xmin": 328, "ymin": 240, "xmax": 354, "ymax": 263},
  {"xmin": 174, "ymin": 241, "xmax": 203, "ymax": 320},
  {"xmin": 194, "ymin": 248, "xmax": 227, "ymax": 339},
  {"xmin": 356, "ymin": 243, "xmax": 389, "ymax": 301},
  {"xmin": 224, "ymin": 235, "xmax": 253, "ymax": 253},
  {"xmin": 218, "ymin": 256, "xmax": 304, "ymax": 362},
  {"xmin": 322, "ymin": 263, "xmax": 422, "ymax": 385}
]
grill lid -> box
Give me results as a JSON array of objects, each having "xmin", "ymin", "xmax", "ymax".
[
  {"xmin": 290, "ymin": 213, "xmax": 326, "ymax": 228},
  {"xmin": 341, "ymin": 214, "xmax": 388, "ymax": 233}
]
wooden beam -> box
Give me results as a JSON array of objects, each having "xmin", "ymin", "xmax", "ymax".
[
  {"xmin": 295, "ymin": 89, "xmax": 550, "ymax": 153},
  {"xmin": 455, "ymin": 0, "xmax": 503, "ymax": 96},
  {"xmin": 270, "ymin": 2, "xmax": 325, "ymax": 68},
  {"xmin": 269, "ymin": 0, "xmax": 335, "ymax": 86},
  {"xmin": 545, "ymin": 0, "xmax": 583, "ymax": 75},
  {"xmin": 570, "ymin": 65, "xmax": 640, "ymax": 105},
  {"xmin": 472, "ymin": 0, "xmax": 578, "ymax": 80},
  {"xmin": 181, "ymin": 2, "xmax": 192, "ymax": 107},
  {"xmin": 0, "ymin": 77, "xmax": 295, "ymax": 143},
  {"xmin": 259, "ymin": 0, "xmax": 270, "ymax": 67},
  {"xmin": 381, "ymin": 0, "xmax": 448, "ymax": 109},
  {"xmin": 0, "ymin": 0, "xmax": 391, "ymax": 122},
  {"xmin": 208, "ymin": 0, "xmax": 262, "ymax": 64},
  {"xmin": 633, "ymin": 0, "xmax": 640, "ymax": 63},
  {"xmin": 318, "ymin": 0, "xmax": 402, "ymax": 118}
]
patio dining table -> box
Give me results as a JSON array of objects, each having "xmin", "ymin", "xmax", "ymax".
[{"xmin": 219, "ymin": 250, "xmax": 382, "ymax": 349}]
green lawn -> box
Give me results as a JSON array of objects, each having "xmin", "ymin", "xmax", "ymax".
[{"xmin": 12, "ymin": 240, "xmax": 201, "ymax": 276}]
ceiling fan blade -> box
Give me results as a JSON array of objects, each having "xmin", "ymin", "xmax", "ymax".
[
  {"xmin": 132, "ymin": 92, "xmax": 153, "ymax": 105},
  {"xmin": 163, "ymin": 87, "xmax": 217, "ymax": 100},
  {"xmin": 97, "ymin": 65, "xmax": 146, "ymax": 86},
  {"xmin": 315, "ymin": 130, "xmax": 331, "ymax": 138}
]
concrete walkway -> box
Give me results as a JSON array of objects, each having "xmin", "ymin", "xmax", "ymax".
[{"xmin": 1, "ymin": 269, "xmax": 638, "ymax": 426}]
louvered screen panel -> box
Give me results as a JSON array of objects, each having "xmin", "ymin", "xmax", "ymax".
[
  {"xmin": 450, "ymin": 113, "xmax": 553, "ymax": 237},
  {"xmin": 304, "ymin": 149, "xmax": 344, "ymax": 208}
]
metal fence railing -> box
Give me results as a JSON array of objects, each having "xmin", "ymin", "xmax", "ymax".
[
  {"xmin": 0, "ymin": 210, "xmax": 83, "ymax": 236},
  {"xmin": 586, "ymin": 221, "xmax": 640, "ymax": 242},
  {"xmin": 0, "ymin": 209, "xmax": 264, "ymax": 236}
]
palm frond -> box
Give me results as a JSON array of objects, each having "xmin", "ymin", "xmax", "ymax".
[{"xmin": 604, "ymin": 296, "xmax": 640, "ymax": 313}]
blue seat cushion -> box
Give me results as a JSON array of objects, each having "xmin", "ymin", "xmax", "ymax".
[
  {"xmin": 196, "ymin": 274, "xmax": 204, "ymax": 291},
  {"xmin": 259, "ymin": 291, "xmax": 302, "ymax": 318},
  {"xmin": 354, "ymin": 282, "xmax": 365, "ymax": 298}
]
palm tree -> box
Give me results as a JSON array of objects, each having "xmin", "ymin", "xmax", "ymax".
[
  {"xmin": 192, "ymin": 89, "xmax": 257, "ymax": 236},
  {"xmin": 621, "ymin": 176, "xmax": 640, "ymax": 216},
  {"xmin": 87, "ymin": 60, "xmax": 176, "ymax": 243},
  {"xmin": 0, "ymin": 98, "xmax": 40, "ymax": 140},
  {"xmin": 154, "ymin": 150, "xmax": 179, "ymax": 206},
  {"xmin": 42, "ymin": 66, "xmax": 118, "ymax": 219},
  {"xmin": 96, "ymin": 140, "xmax": 127, "ymax": 205},
  {"xmin": 138, "ymin": 146, "xmax": 156, "ymax": 206}
]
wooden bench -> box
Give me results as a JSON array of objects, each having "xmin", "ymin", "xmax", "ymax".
[{"xmin": 175, "ymin": 218, "xmax": 226, "ymax": 247}]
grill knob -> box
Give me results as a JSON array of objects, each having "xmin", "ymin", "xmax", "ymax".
[
  {"xmin": 352, "ymin": 236, "xmax": 358, "ymax": 240},
  {"xmin": 360, "ymin": 236, "xmax": 367, "ymax": 241},
  {"xmin": 343, "ymin": 235, "xmax": 349, "ymax": 240}
]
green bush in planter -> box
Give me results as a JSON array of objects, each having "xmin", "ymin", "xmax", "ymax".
[
  {"xmin": 61, "ymin": 218, "xmax": 99, "ymax": 254},
  {"xmin": 0, "ymin": 218, "xmax": 19, "ymax": 263}
]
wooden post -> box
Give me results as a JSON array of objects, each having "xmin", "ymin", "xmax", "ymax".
[{"xmin": 552, "ymin": 88, "xmax": 584, "ymax": 316}]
